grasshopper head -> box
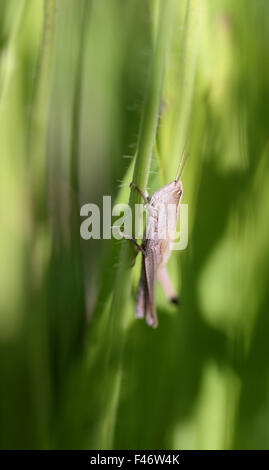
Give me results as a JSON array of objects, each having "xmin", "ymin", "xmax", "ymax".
[
  {"xmin": 171, "ymin": 179, "xmax": 183, "ymax": 206},
  {"xmin": 157, "ymin": 179, "xmax": 183, "ymax": 208}
]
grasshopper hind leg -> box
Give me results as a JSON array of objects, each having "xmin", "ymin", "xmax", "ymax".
[
  {"xmin": 158, "ymin": 266, "xmax": 180, "ymax": 306},
  {"xmin": 170, "ymin": 296, "xmax": 180, "ymax": 306}
]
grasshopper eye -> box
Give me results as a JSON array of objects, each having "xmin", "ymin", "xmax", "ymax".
[
  {"xmin": 173, "ymin": 189, "xmax": 181, "ymax": 198},
  {"xmin": 177, "ymin": 187, "xmax": 182, "ymax": 194}
]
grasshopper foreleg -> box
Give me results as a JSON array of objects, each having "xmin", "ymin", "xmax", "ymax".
[
  {"xmin": 130, "ymin": 181, "xmax": 150, "ymax": 204},
  {"xmin": 120, "ymin": 231, "xmax": 147, "ymax": 257}
]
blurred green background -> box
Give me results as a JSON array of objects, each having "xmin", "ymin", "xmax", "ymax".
[{"xmin": 1, "ymin": 0, "xmax": 269, "ymax": 450}]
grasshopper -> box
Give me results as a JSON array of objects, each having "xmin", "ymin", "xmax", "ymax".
[{"xmin": 127, "ymin": 144, "xmax": 189, "ymax": 328}]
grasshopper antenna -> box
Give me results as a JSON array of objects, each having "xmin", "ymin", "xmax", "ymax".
[
  {"xmin": 175, "ymin": 136, "xmax": 189, "ymax": 182},
  {"xmin": 178, "ymin": 152, "xmax": 190, "ymax": 180}
]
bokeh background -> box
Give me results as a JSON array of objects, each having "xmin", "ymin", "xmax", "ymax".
[{"xmin": 1, "ymin": 0, "xmax": 269, "ymax": 450}]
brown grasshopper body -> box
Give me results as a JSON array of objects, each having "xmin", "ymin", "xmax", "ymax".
[{"xmin": 129, "ymin": 146, "xmax": 188, "ymax": 328}]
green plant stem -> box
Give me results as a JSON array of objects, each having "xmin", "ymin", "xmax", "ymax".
[
  {"xmin": 29, "ymin": 0, "xmax": 56, "ymax": 215},
  {"xmin": 0, "ymin": 1, "xmax": 27, "ymax": 104},
  {"xmin": 27, "ymin": 0, "xmax": 56, "ymax": 447},
  {"xmin": 169, "ymin": 0, "xmax": 200, "ymax": 168},
  {"xmin": 100, "ymin": 0, "xmax": 176, "ymax": 449},
  {"xmin": 70, "ymin": 0, "xmax": 90, "ymax": 261}
]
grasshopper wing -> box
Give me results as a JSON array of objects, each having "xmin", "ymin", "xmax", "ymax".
[
  {"xmin": 135, "ymin": 248, "xmax": 158, "ymax": 327},
  {"xmin": 135, "ymin": 262, "xmax": 147, "ymax": 319},
  {"xmin": 144, "ymin": 248, "xmax": 158, "ymax": 328}
]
